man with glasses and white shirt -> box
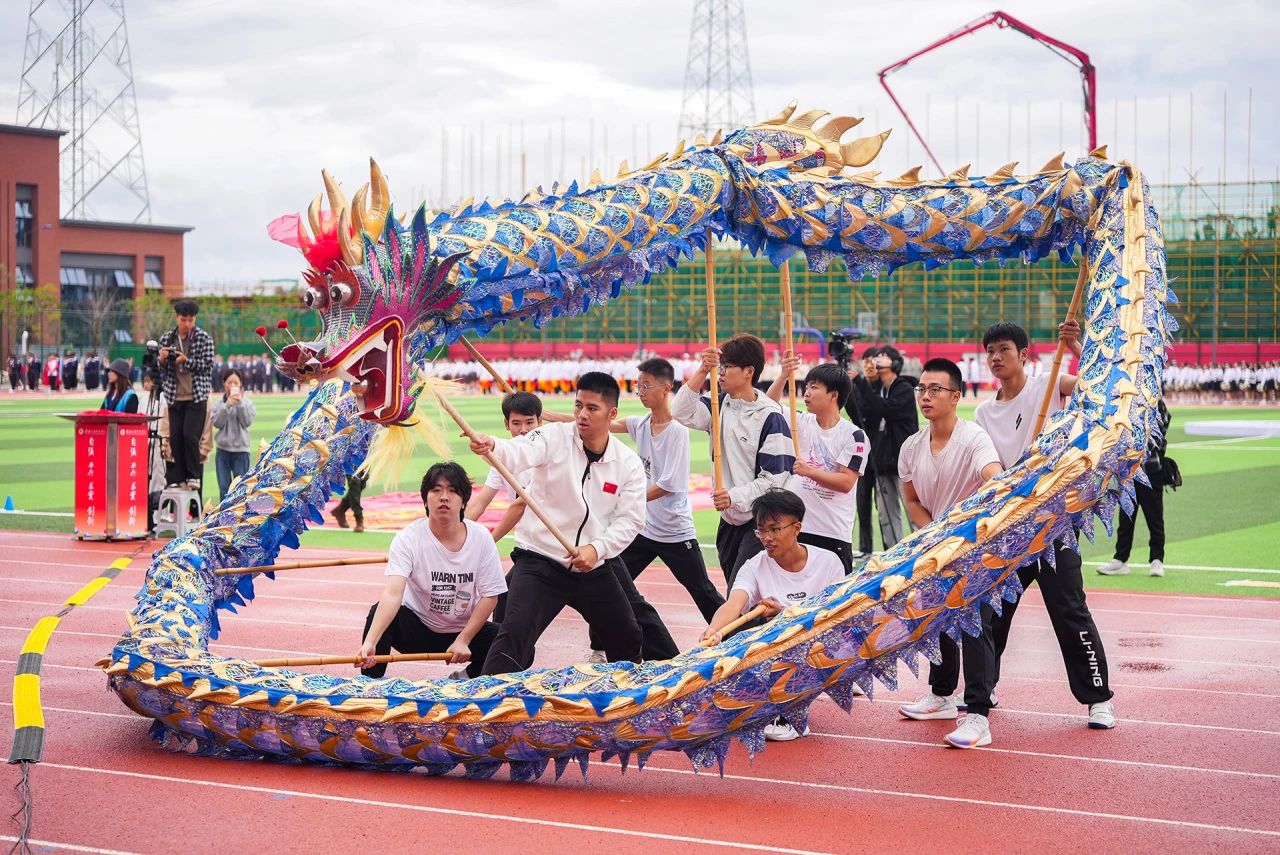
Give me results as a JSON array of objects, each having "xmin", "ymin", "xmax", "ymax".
[{"xmin": 896, "ymin": 358, "xmax": 1004, "ymax": 749}]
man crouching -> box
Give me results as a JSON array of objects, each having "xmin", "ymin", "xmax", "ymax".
[{"xmin": 356, "ymin": 462, "xmax": 506, "ymax": 679}]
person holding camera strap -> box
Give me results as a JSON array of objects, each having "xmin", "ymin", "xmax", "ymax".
[{"xmin": 157, "ymin": 299, "xmax": 214, "ymax": 490}]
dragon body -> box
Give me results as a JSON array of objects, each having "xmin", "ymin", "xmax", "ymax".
[{"xmin": 106, "ymin": 106, "xmax": 1172, "ymax": 778}]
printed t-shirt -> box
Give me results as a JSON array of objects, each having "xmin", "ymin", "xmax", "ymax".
[
  {"xmin": 626, "ymin": 414, "xmax": 697, "ymax": 542},
  {"xmin": 786, "ymin": 412, "xmax": 869, "ymax": 540},
  {"xmin": 897, "ymin": 419, "xmax": 1001, "ymax": 518},
  {"xmin": 387, "ymin": 517, "xmax": 506, "ymax": 632},
  {"xmin": 732, "ymin": 546, "xmax": 845, "ymax": 613}
]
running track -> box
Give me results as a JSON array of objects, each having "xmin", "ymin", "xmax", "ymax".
[{"xmin": 2, "ymin": 530, "xmax": 1278, "ymax": 854}]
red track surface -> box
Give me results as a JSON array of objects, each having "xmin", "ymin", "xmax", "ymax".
[{"xmin": 3, "ymin": 529, "xmax": 1279, "ymax": 853}]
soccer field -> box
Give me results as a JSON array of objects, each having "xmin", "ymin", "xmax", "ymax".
[{"xmin": 1, "ymin": 389, "xmax": 1278, "ymax": 598}]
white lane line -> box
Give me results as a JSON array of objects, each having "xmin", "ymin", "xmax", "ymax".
[
  {"xmin": 35, "ymin": 762, "xmax": 830, "ymax": 854},
  {"xmin": 1082, "ymin": 560, "xmax": 1280, "ymax": 576},
  {"xmin": 996, "ymin": 671, "xmax": 1280, "ymax": 700},
  {"xmin": 0, "ymin": 835, "xmax": 138, "ymax": 855},
  {"xmin": 805, "ymin": 731, "xmax": 1280, "ymax": 780},
  {"xmin": 0, "ymin": 624, "xmax": 324, "ymax": 658},
  {"xmin": 619, "ymin": 761, "xmax": 1280, "ymax": 839},
  {"xmin": 0, "ymin": 701, "xmax": 135, "ymax": 721}
]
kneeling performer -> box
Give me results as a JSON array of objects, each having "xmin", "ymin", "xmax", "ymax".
[{"xmin": 356, "ymin": 462, "xmax": 506, "ymax": 680}]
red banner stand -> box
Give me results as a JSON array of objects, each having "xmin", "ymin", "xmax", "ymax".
[{"xmin": 58, "ymin": 411, "xmax": 155, "ymax": 541}]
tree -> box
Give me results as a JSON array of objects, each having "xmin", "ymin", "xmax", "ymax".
[
  {"xmin": 133, "ymin": 292, "xmax": 176, "ymax": 344},
  {"xmin": 84, "ymin": 284, "xmax": 123, "ymax": 353}
]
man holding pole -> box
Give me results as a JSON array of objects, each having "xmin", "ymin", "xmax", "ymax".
[
  {"xmin": 975, "ymin": 320, "xmax": 1116, "ymax": 730},
  {"xmin": 674, "ymin": 333, "xmax": 796, "ymax": 591},
  {"xmin": 467, "ymin": 372, "xmax": 652, "ymax": 674},
  {"xmin": 356, "ymin": 462, "xmax": 505, "ymax": 680}
]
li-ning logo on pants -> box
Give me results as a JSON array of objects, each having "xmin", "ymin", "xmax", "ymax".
[{"xmin": 1079, "ymin": 631, "xmax": 1105, "ymax": 687}]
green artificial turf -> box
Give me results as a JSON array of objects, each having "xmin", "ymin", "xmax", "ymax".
[{"xmin": 2, "ymin": 390, "xmax": 1278, "ymax": 598}]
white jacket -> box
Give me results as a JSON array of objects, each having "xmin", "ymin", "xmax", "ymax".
[{"xmin": 490, "ymin": 422, "xmax": 647, "ymax": 569}]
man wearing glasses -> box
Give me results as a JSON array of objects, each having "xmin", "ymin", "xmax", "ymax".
[
  {"xmin": 895, "ymin": 358, "xmax": 1004, "ymax": 749},
  {"xmin": 675, "ymin": 334, "xmax": 796, "ymax": 591}
]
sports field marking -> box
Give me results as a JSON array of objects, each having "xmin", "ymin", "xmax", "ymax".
[
  {"xmin": 807, "ymin": 731, "xmax": 1280, "ymax": 780},
  {"xmin": 995, "ymin": 671, "xmax": 1280, "ymax": 699},
  {"xmin": 619, "ymin": 760, "xmax": 1280, "ymax": 839},
  {"xmin": 1081, "ymin": 560, "xmax": 1280, "ymax": 576},
  {"xmin": 0, "ymin": 835, "xmax": 138, "ymax": 855},
  {"xmin": 35, "ymin": 762, "xmax": 832, "ymax": 855},
  {"xmin": 0, "ymin": 624, "xmax": 326, "ymax": 659}
]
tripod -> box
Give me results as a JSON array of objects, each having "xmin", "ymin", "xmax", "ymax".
[{"xmin": 144, "ymin": 368, "xmax": 165, "ymax": 536}]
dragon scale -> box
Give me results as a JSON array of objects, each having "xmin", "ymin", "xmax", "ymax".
[{"xmin": 105, "ymin": 106, "xmax": 1172, "ymax": 778}]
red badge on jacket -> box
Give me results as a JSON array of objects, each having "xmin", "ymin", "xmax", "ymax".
[{"xmin": 602, "ymin": 482, "xmax": 618, "ymax": 494}]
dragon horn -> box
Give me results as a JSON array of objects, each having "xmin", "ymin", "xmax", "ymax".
[
  {"xmin": 710, "ymin": 128, "xmax": 724, "ymax": 145},
  {"xmin": 352, "ymin": 184, "xmax": 370, "ymax": 234},
  {"xmin": 815, "ymin": 115, "xmax": 863, "ymax": 144},
  {"xmin": 295, "ymin": 215, "xmax": 313, "ymax": 252},
  {"xmin": 307, "ymin": 193, "xmax": 324, "ymax": 237},
  {"xmin": 337, "ymin": 207, "xmax": 362, "ymax": 266},
  {"xmin": 365, "ymin": 158, "xmax": 390, "ymax": 241},
  {"xmin": 322, "ymin": 170, "xmax": 350, "ymax": 218},
  {"xmin": 1089, "ymin": 144, "xmax": 1109, "ymax": 159}
]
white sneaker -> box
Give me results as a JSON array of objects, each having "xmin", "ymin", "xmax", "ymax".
[
  {"xmin": 586, "ymin": 649, "xmax": 607, "ymax": 664},
  {"xmin": 763, "ymin": 716, "xmax": 809, "ymax": 742},
  {"xmin": 1088, "ymin": 701, "xmax": 1117, "ymax": 729},
  {"xmin": 1097, "ymin": 559, "xmax": 1130, "ymax": 576},
  {"xmin": 944, "ymin": 713, "xmax": 992, "ymax": 748},
  {"xmin": 1148, "ymin": 560, "xmax": 1165, "ymax": 577},
  {"xmin": 898, "ymin": 692, "xmax": 959, "ymax": 720},
  {"xmin": 956, "ymin": 691, "xmax": 998, "ymax": 712}
]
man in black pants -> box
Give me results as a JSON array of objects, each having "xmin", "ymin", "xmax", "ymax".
[
  {"xmin": 975, "ymin": 321, "xmax": 1116, "ymax": 730},
  {"xmin": 158, "ymin": 299, "xmax": 214, "ymax": 489},
  {"xmin": 471, "ymin": 372, "xmax": 671, "ymax": 674},
  {"xmin": 1098, "ymin": 398, "xmax": 1171, "ymax": 579},
  {"xmin": 846, "ymin": 347, "xmax": 879, "ymax": 560},
  {"xmin": 848, "ymin": 345, "xmax": 917, "ymax": 550}
]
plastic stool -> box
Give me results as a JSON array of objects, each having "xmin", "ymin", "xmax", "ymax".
[{"xmin": 154, "ymin": 486, "xmax": 202, "ymax": 538}]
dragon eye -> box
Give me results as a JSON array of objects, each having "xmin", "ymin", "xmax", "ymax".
[
  {"xmin": 303, "ymin": 286, "xmax": 329, "ymax": 310},
  {"xmin": 329, "ymin": 282, "xmax": 358, "ymax": 306}
]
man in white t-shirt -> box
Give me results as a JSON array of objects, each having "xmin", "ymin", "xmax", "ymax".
[
  {"xmin": 466, "ymin": 391, "xmax": 545, "ymax": 544},
  {"xmin": 608, "ymin": 358, "xmax": 724, "ymax": 620},
  {"xmin": 701, "ymin": 488, "xmax": 844, "ymax": 742},
  {"xmin": 767, "ymin": 358, "xmax": 870, "ymax": 573},
  {"xmin": 356, "ymin": 462, "xmax": 507, "ymax": 680},
  {"xmin": 973, "ymin": 320, "xmax": 1116, "ymax": 731},
  {"xmin": 896, "ymin": 358, "xmax": 1004, "ymax": 749}
]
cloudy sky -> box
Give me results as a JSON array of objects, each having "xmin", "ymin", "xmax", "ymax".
[{"xmin": 2, "ymin": 0, "xmax": 1275, "ymax": 285}]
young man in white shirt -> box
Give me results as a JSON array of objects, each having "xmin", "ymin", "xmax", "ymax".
[
  {"xmin": 674, "ymin": 333, "xmax": 796, "ymax": 591},
  {"xmin": 973, "ymin": 321, "xmax": 1116, "ymax": 730},
  {"xmin": 896, "ymin": 358, "xmax": 1004, "ymax": 748},
  {"xmin": 356, "ymin": 462, "xmax": 507, "ymax": 680},
  {"xmin": 768, "ymin": 358, "xmax": 870, "ymax": 573},
  {"xmin": 700, "ymin": 488, "xmax": 845, "ymax": 742},
  {"xmin": 468, "ymin": 372, "xmax": 659, "ymax": 673},
  {"xmin": 465, "ymin": 391, "xmax": 544, "ymax": 544}
]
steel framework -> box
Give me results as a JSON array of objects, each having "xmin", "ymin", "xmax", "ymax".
[
  {"xmin": 16, "ymin": 0, "xmax": 151, "ymax": 223},
  {"xmin": 677, "ymin": 0, "xmax": 756, "ymax": 141},
  {"xmin": 878, "ymin": 10, "xmax": 1097, "ymax": 176}
]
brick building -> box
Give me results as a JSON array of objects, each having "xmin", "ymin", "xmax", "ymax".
[{"xmin": 0, "ymin": 122, "xmax": 191, "ymax": 358}]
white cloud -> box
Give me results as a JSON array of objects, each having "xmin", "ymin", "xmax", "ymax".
[{"xmin": 1, "ymin": 0, "xmax": 1275, "ymax": 285}]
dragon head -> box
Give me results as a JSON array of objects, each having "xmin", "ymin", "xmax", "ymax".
[{"xmin": 268, "ymin": 160, "xmax": 467, "ymax": 423}]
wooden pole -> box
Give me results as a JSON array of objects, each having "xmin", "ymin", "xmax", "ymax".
[
  {"xmin": 214, "ymin": 556, "xmax": 387, "ymax": 576},
  {"xmin": 779, "ymin": 260, "xmax": 801, "ymax": 457},
  {"xmin": 700, "ymin": 604, "xmax": 769, "ymax": 646},
  {"xmin": 1031, "ymin": 257, "xmax": 1090, "ymax": 436},
  {"xmin": 705, "ymin": 229, "xmax": 724, "ymax": 491},
  {"xmin": 434, "ymin": 391, "xmax": 578, "ymax": 556},
  {"xmin": 250, "ymin": 652, "xmax": 452, "ymax": 668},
  {"xmin": 460, "ymin": 335, "xmax": 515, "ymax": 394}
]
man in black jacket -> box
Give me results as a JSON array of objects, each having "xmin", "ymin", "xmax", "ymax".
[{"xmin": 846, "ymin": 345, "xmax": 917, "ymax": 549}]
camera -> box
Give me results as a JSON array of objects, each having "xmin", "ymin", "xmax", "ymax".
[
  {"xmin": 141, "ymin": 339, "xmax": 164, "ymax": 383},
  {"xmin": 827, "ymin": 331, "xmax": 858, "ymax": 372}
]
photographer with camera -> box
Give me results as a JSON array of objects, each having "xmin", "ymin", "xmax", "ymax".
[
  {"xmin": 848, "ymin": 345, "xmax": 917, "ymax": 550},
  {"xmin": 157, "ymin": 299, "xmax": 214, "ymax": 490}
]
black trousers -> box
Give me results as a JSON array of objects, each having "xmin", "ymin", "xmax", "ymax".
[
  {"xmin": 855, "ymin": 471, "xmax": 876, "ymax": 554},
  {"xmin": 621, "ymin": 534, "xmax": 724, "ymax": 622},
  {"xmin": 167, "ymin": 400, "xmax": 207, "ymax": 485},
  {"xmin": 585, "ymin": 547, "xmax": 682, "ymax": 660},
  {"xmin": 336, "ymin": 473, "xmax": 368, "ymax": 518},
  {"xmin": 1114, "ymin": 480, "xmax": 1165, "ymax": 562},
  {"xmin": 482, "ymin": 549, "xmax": 643, "ymax": 675},
  {"xmin": 928, "ymin": 603, "xmax": 996, "ymax": 717},
  {"xmin": 361, "ymin": 604, "xmax": 499, "ymax": 679},
  {"xmin": 991, "ymin": 543, "xmax": 1113, "ymax": 705},
  {"xmin": 716, "ymin": 519, "xmax": 764, "ymax": 593},
  {"xmin": 798, "ymin": 531, "xmax": 854, "ymax": 575}
]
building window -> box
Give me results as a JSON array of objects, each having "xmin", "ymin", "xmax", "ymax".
[
  {"xmin": 61, "ymin": 267, "xmax": 88, "ymax": 287},
  {"xmin": 144, "ymin": 270, "xmax": 163, "ymax": 289},
  {"xmin": 113, "ymin": 270, "xmax": 135, "ymax": 289},
  {"xmin": 15, "ymin": 200, "xmax": 33, "ymax": 249},
  {"xmin": 15, "ymin": 264, "xmax": 34, "ymax": 286}
]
